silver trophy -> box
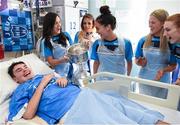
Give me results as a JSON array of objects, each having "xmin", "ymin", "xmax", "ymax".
[{"xmin": 67, "ymin": 43, "xmax": 89, "ymax": 86}]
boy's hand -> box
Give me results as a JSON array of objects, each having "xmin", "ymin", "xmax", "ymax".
[{"xmin": 56, "ymin": 77, "xmax": 68, "ymax": 87}]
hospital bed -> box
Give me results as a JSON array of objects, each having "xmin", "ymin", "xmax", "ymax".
[
  {"xmin": 0, "ymin": 53, "xmax": 180, "ymax": 124},
  {"xmin": 86, "ymin": 72, "xmax": 180, "ymax": 124}
]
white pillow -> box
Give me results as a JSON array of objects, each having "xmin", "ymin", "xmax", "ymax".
[{"xmin": 0, "ymin": 53, "xmax": 53, "ymax": 104}]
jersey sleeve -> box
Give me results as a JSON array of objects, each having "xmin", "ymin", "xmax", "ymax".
[
  {"xmin": 135, "ymin": 37, "xmax": 146, "ymax": 58},
  {"xmin": 124, "ymin": 39, "xmax": 133, "ymax": 62},
  {"xmin": 170, "ymin": 52, "xmax": 178, "ymax": 64},
  {"xmin": 44, "ymin": 44, "xmax": 53, "ymax": 58},
  {"xmin": 8, "ymin": 87, "xmax": 29, "ymax": 121}
]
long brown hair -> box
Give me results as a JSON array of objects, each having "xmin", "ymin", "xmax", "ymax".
[
  {"xmin": 78, "ymin": 13, "xmax": 95, "ymax": 41},
  {"xmin": 42, "ymin": 12, "xmax": 68, "ymax": 50},
  {"xmin": 81, "ymin": 13, "xmax": 95, "ymax": 30},
  {"xmin": 143, "ymin": 9, "xmax": 169, "ymax": 51}
]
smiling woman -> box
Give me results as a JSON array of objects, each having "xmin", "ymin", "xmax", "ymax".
[
  {"xmin": 91, "ymin": 5, "xmax": 133, "ymax": 78},
  {"xmin": 164, "ymin": 14, "xmax": 180, "ymax": 44},
  {"xmin": 74, "ymin": 13, "xmax": 99, "ymax": 75},
  {"xmin": 38, "ymin": 12, "xmax": 74, "ymax": 80},
  {"xmin": 163, "ymin": 13, "xmax": 180, "ymax": 111},
  {"xmin": 134, "ymin": 9, "xmax": 177, "ymax": 98},
  {"xmin": 163, "ymin": 14, "xmax": 180, "ymax": 85}
]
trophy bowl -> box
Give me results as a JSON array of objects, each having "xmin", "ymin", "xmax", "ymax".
[{"xmin": 67, "ymin": 43, "xmax": 88, "ymax": 64}]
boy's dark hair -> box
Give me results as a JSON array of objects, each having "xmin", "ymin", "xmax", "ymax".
[{"xmin": 8, "ymin": 61, "xmax": 25, "ymax": 78}]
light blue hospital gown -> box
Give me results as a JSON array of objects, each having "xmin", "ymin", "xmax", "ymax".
[{"xmin": 8, "ymin": 75, "xmax": 164, "ymax": 124}]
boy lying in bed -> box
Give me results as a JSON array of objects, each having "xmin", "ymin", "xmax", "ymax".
[{"xmin": 7, "ymin": 61, "xmax": 169, "ymax": 124}]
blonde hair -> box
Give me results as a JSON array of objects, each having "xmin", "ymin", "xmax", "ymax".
[
  {"xmin": 143, "ymin": 9, "xmax": 169, "ymax": 51},
  {"xmin": 78, "ymin": 31, "xmax": 85, "ymax": 42}
]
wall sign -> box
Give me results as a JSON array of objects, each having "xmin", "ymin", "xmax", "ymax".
[
  {"xmin": 32, "ymin": 0, "xmax": 52, "ymax": 8},
  {"xmin": 0, "ymin": 9, "xmax": 34, "ymax": 51}
]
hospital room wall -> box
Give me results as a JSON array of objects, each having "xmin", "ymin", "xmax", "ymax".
[{"xmin": 89, "ymin": 0, "xmax": 180, "ymax": 77}]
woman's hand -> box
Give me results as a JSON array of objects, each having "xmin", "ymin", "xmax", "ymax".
[
  {"xmin": 56, "ymin": 77, "xmax": 68, "ymax": 87},
  {"xmin": 58, "ymin": 55, "xmax": 70, "ymax": 63},
  {"xmin": 136, "ymin": 57, "xmax": 147, "ymax": 67},
  {"xmin": 175, "ymin": 78, "xmax": 180, "ymax": 86},
  {"xmin": 155, "ymin": 69, "xmax": 164, "ymax": 81}
]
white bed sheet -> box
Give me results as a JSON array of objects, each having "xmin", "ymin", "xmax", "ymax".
[{"xmin": 134, "ymin": 100, "xmax": 180, "ymax": 124}]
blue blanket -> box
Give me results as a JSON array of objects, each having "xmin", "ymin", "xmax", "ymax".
[{"xmin": 64, "ymin": 88, "xmax": 164, "ymax": 124}]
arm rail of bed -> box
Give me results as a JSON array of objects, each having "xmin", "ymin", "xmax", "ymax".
[{"xmin": 85, "ymin": 72, "xmax": 180, "ymax": 110}]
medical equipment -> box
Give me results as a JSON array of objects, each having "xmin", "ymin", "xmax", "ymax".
[{"xmin": 0, "ymin": 53, "xmax": 180, "ymax": 124}]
